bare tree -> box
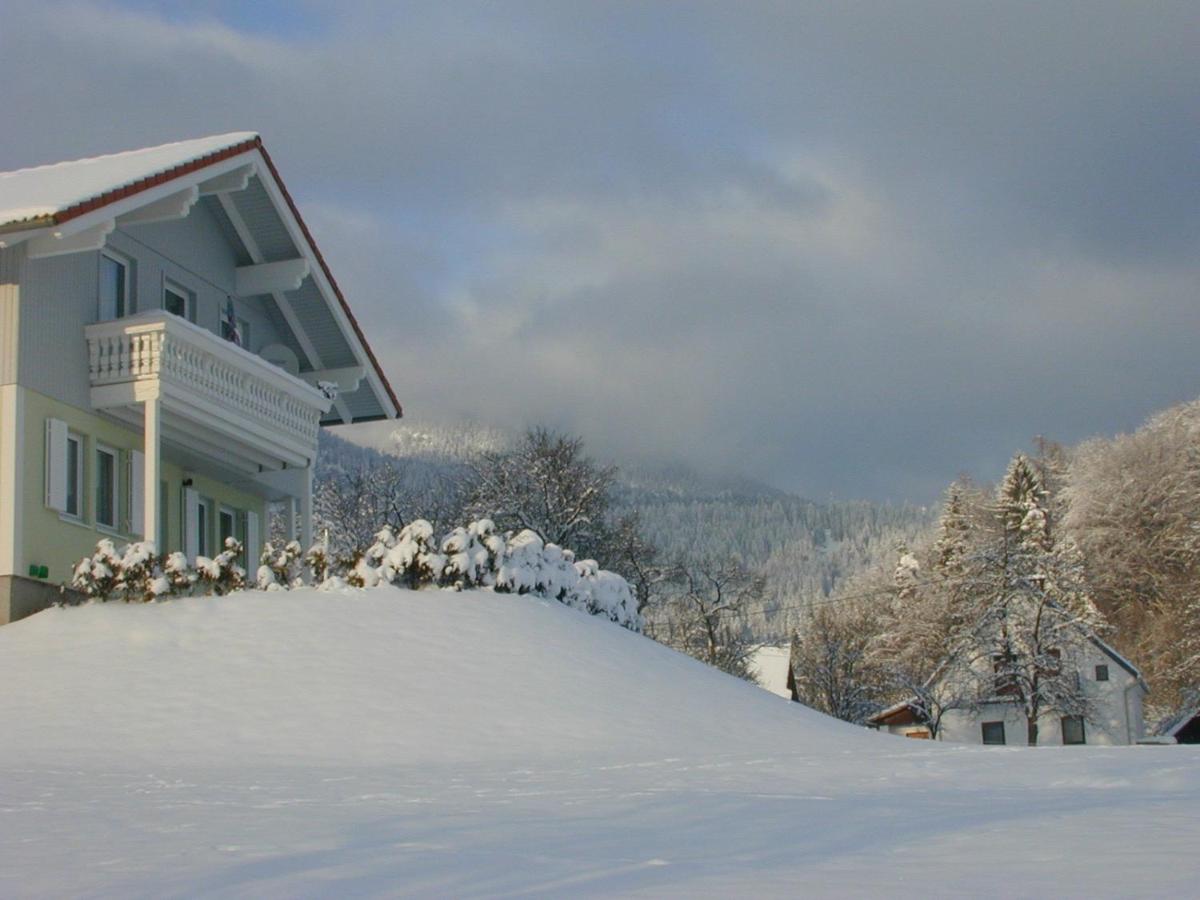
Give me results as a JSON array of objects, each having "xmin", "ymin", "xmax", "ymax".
[
  {"xmin": 466, "ymin": 427, "xmax": 616, "ymax": 553},
  {"xmin": 650, "ymin": 556, "xmax": 764, "ymax": 681},
  {"xmin": 788, "ymin": 595, "xmax": 884, "ymax": 724}
]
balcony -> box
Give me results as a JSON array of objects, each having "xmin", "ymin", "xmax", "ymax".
[{"xmin": 85, "ymin": 312, "xmax": 332, "ymax": 473}]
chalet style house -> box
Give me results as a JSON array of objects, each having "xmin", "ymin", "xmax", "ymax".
[
  {"xmin": 866, "ymin": 637, "xmax": 1149, "ymax": 746},
  {"xmin": 0, "ymin": 133, "xmax": 400, "ymax": 623}
]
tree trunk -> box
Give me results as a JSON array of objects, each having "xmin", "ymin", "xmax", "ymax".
[{"xmin": 1027, "ymin": 719, "xmax": 1038, "ymax": 746}]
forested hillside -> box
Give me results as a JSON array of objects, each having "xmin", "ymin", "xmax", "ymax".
[{"xmin": 317, "ymin": 424, "xmax": 932, "ymax": 640}]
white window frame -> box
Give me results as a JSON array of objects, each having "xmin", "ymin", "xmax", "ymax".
[
  {"xmin": 163, "ymin": 280, "xmax": 194, "ymax": 322},
  {"xmin": 197, "ymin": 497, "xmax": 213, "ymax": 558},
  {"xmin": 64, "ymin": 431, "xmax": 85, "ymax": 520},
  {"xmin": 99, "ymin": 250, "xmax": 132, "ymax": 321},
  {"xmin": 94, "ymin": 442, "xmax": 119, "ymax": 531}
]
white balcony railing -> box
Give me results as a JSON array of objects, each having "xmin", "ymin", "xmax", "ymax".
[{"xmin": 86, "ymin": 312, "xmax": 331, "ymax": 452}]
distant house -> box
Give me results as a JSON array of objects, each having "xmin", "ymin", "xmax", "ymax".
[
  {"xmin": 867, "ymin": 636, "xmax": 1149, "ymax": 746},
  {"xmin": 0, "ymin": 133, "xmax": 401, "ymax": 623},
  {"xmin": 1153, "ymin": 700, "xmax": 1200, "ymax": 745}
]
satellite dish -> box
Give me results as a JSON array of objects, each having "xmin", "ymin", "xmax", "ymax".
[{"xmin": 260, "ymin": 343, "xmax": 300, "ymax": 376}]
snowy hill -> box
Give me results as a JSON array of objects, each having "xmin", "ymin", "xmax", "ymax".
[{"xmin": 2, "ymin": 589, "xmax": 1198, "ymax": 897}]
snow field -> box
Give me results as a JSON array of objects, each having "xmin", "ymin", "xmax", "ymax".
[{"xmin": 0, "ymin": 587, "xmax": 1197, "ymax": 897}]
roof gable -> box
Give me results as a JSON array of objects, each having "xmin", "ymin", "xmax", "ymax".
[{"xmin": 0, "ymin": 133, "xmax": 400, "ymax": 424}]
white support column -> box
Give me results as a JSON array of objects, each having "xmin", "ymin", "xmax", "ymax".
[
  {"xmin": 283, "ymin": 497, "xmax": 298, "ymax": 544},
  {"xmin": 143, "ymin": 393, "xmax": 161, "ymax": 551},
  {"xmin": 299, "ymin": 465, "xmax": 314, "ymax": 550}
]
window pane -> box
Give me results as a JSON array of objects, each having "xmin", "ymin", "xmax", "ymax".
[
  {"xmin": 164, "ymin": 288, "xmax": 187, "ymax": 318},
  {"xmin": 219, "ymin": 510, "xmax": 234, "ymax": 546},
  {"xmin": 96, "ymin": 449, "xmax": 115, "ymax": 527},
  {"xmin": 1095, "ymin": 665, "xmax": 1109, "ymax": 682},
  {"xmin": 1062, "ymin": 716, "xmax": 1086, "ymax": 745},
  {"xmin": 65, "ymin": 438, "xmax": 80, "ymax": 516},
  {"xmin": 197, "ymin": 503, "xmax": 208, "ymax": 556},
  {"xmin": 99, "ymin": 256, "xmax": 126, "ymax": 320},
  {"xmin": 981, "ymin": 721, "xmax": 1006, "ymax": 745}
]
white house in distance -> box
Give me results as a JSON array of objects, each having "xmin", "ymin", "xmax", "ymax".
[
  {"xmin": 0, "ymin": 133, "xmax": 401, "ymax": 623},
  {"xmin": 868, "ymin": 637, "xmax": 1149, "ymax": 746}
]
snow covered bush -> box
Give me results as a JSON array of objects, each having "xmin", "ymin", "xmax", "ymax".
[
  {"xmin": 67, "ymin": 519, "xmax": 643, "ymax": 632},
  {"xmin": 257, "ymin": 540, "xmax": 304, "ymax": 591},
  {"xmin": 196, "ymin": 538, "xmax": 246, "ymax": 596},
  {"xmin": 69, "ymin": 539, "xmax": 125, "ymax": 602}
]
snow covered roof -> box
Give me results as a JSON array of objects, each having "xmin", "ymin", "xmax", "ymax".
[
  {"xmin": 0, "ymin": 133, "xmax": 258, "ymax": 230},
  {"xmin": 0, "ymin": 133, "xmax": 401, "ymax": 423},
  {"xmin": 1153, "ymin": 701, "xmax": 1200, "ymax": 738}
]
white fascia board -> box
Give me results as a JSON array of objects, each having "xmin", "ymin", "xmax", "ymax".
[{"xmin": 252, "ymin": 159, "xmax": 399, "ymax": 420}]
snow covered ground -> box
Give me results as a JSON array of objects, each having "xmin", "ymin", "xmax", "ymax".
[{"xmin": 1, "ymin": 588, "xmax": 1197, "ymax": 897}]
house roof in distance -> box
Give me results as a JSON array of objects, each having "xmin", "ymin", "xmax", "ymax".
[{"xmin": 0, "ymin": 133, "xmax": 400, "ymax": 424}]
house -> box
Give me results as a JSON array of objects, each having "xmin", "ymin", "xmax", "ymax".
[
  {"xmin": 867, "ymin": 636, "xmax": 1149, "ymax": 746},
  {"xmin": 0, "ymin": 133, "xmax": 401, "ymax": 623}
]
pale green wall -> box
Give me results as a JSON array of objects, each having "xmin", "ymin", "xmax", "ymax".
[{"xmin": 19, "ymin": 386, "xmax": 267, "ymax": 585}]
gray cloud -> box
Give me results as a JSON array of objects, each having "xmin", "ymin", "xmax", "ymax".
[{"xmin": 3, "ymin": 1, "xmax": 1198, "ymax": 501}]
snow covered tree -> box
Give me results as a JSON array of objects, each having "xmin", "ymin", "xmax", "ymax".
[{"xmin": 960, "ymin": 454, "xmax": 1102, "ymax": 745}]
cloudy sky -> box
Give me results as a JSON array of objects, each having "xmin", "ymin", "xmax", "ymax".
[{"xmin": 3, "ymin": 1, "xmax": 1197, "ymax": 502}]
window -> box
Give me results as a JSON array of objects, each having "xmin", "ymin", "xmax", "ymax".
[
  {"xmin": 95, "ymin": 444, "xmax": 118, "ymax": 530},
  {"xmin": 1062, "ymin": 716, "xmax": 1086, "ymax": 745},
  {"xmin": 992, "ymin": 653, "xmax": 1019, "ymax": 696},
  {"xmin": 237, "ymin": 317, "xmax": 251, "ymax": 351},
  {"xmin": 197, "ymin": 498, "xmax": 211, "ymax": 557},
  {"xmin": 981, "ymin": 721, "xmax": 1006, "ymax": 745},
  {"xmin": 45, "ymin": 419, "xmax": 83, "ymax": 518},
  {"xmin": 219, "ymin": 506, "xmax": 236, "ymax": 550},
  {"xmin": 1095, "ymin": 664, "xmax": 1110, "ymax": 682},
  {"xmin": 99, "ymin": 253, "xmax": 129, "ymax": 320},
  {"xmin": 65, "ymin": 433, "xmax": 83, "ymax": 518},
  {"xmin": 164, "ymin": 283, "xmax": 192, "ymax": 321}
]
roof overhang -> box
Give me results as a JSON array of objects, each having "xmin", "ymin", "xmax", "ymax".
[{"xmin": 0, "ymin": 134, "xmax": 401, "ymax": 425}]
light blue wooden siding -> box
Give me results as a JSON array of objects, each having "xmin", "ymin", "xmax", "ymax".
[
  {"xmin": 19, "ymin": 249, "xmax": 98, "ymax": 408},
  {"xmin": 17, "ymin": 207, "xmax": 290, "ymax": 407}
]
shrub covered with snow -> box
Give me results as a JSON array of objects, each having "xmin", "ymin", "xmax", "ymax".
[{"xmin": 67, "ymin": 519, "xmax": 642, "ymax": 631}]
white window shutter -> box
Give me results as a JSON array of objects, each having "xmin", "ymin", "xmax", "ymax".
[
  {"xmin": 183, "ymin": 487, "xmax": 200, "ymax": 559},
  {"xmin": 44, "ymin": 418, "xmax": 68, "ymax": 511},
  {"xmin": 130, "ymin": 450, "xmax": 145, "ymax": 537},
  {"xmin": 245, "ymin": 510, "xmax": 260, "ymax": 573}
]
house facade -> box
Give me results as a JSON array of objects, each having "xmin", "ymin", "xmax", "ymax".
[
  {"xmin": 0, "ymin": 133, "xmax": 400, "ymax": 622},
  {"xmin": 868, "ymin": 638, "xmax": 1149, "ymax": 746}
]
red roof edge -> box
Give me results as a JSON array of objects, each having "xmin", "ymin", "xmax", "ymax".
[
  {"xmin": 52, "ymin": 137, "xmax": 263, "ymax": 227},
  {"xmin": 255, "ymin": 141, "xmax": 403, "ymax": 420}
]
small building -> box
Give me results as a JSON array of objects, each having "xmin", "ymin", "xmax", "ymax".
[
  {"xmin": 1153, "ymin": 700, "xmax": 1200, "ymax": 745},
  {"xmin": 0, "ymin": 133, "xmax": 401, "ymax": 622}
]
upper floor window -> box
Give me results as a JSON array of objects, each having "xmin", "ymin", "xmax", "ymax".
[
  {"xmin": 99, "ymin": 252, "xmax": 129, "ymax": 321},
  {"xmin": 164, "ymin": 282, "xmax": 193, "ymax": 321},
  {"xmin": 1095, "ymin": 664, "xmax": 1110, "ymax": 682}
]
